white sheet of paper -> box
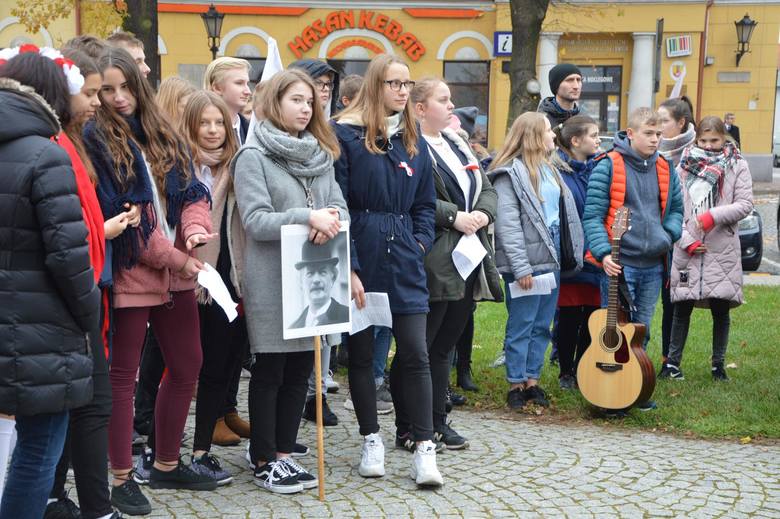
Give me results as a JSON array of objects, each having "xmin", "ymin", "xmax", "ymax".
[
  {"xmin": 452, "ymin": 233, "xmax": 487, "ymax": 280},
  {"xmin": 508, "ymin": 272, "xmax": 557, "ymax": 298},
  {"xmin": 350, "ymin": 292, "xmax": 392, "ymax": 335},
  {"xmin": 197, "ymin": 263, "xmax": 238, "ymax": 322}
]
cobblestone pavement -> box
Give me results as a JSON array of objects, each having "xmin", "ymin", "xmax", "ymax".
[{"xmin": 110, "ymin": 377, "xmax": 780, "ymax": 518}]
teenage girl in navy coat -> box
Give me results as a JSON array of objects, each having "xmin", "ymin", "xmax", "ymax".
[{"xmin": 332, "ymin": 54, "xmax": 442, "ymax": 487}]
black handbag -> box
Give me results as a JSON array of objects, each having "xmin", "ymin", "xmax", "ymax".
[{"xmin": 558, "ymin": 193, "xmax": 577, "ymax": 271}]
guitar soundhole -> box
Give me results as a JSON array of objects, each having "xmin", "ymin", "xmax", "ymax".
[{"xmin": 601, "ymin": 328, "xmax": 623, "ymax": 352}]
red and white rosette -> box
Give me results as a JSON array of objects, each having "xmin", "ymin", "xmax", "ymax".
[{"xmin": 0, "ymin": 44, "xmax": 84, "ymax": 95}]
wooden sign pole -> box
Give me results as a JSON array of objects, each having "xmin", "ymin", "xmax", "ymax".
[{"xmin": 313, "ymin": 335, "xmax": 326, "ymax": 501}]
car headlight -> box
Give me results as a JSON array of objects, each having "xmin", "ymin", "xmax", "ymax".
[{"xmin": 738, "ymin": 213, "xmax": 760, "ymax": 231}]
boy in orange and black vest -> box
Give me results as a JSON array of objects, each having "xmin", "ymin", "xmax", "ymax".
[{"xmin": 582, "ymin": 107, "xmax": 683, "ymax": 410}]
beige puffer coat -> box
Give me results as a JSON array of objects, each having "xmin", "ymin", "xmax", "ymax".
[{"xmin": 670, "ymin": 157, "xmax": 753, "ymax": 308}]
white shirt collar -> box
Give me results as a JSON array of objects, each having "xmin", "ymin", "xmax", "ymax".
[{"xmin": 305, "ymin": 299, "xmax": 332, "ymax": 327}]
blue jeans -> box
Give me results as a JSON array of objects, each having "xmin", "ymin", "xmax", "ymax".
[
  {"xmin": 1, "ymin": 411, "xmax": 69, "ymax": 519},
  {"xmin": 372, "ymin": 326, "xmax": 392, "ymax": 386},
  {"xmin": 503, "ymin": 225, "xmax": 560, "ymax": 384},
  {"xmin": 600, "ymin": 263, "xmax": 663, "ymax": 349}
]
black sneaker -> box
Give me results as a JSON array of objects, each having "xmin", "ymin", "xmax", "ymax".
[
  {"xmin": 712, "ymin": 364, "xmax": 729, "ymax": 381},
  {"xmin": 292, "ymin": 442, "xmax": 309, "ymax": 458},
  {"xmin": 303, "ymin": 397, "xmax": 338, "ymax": 426},
  {"xmin": 434, "ymin": 422, "xmax": 469, "ymax": 450},
  {"xmin": 395, "ymin": 432, "xmax": 445, "ymax": 453},
  {"xmin": 279, "ymin": 457, "xmax": 318, "ymax": 489},
  {"xmin": 111, "ymin": 478, "xmax": 151, "ymax": 516},
  {"xmin": 507, "ymin": 387, "xmax": 526, "ymax": 410},
  {"xmin": 558, "ymin": 374, "xmax": 578, "ymax": 390},
  {"xmin": 523, "ymin": 385, "xmax": 550, "ymax": 407},
  {"xmin": 449, "ymin": 387, "xmax": 467, "ymax": 406},
  {"xmin": 253, "ymin": 460, "xmax": 303, "ymax": 494},
  {"xmin": 44, "ymin": 494, "xmax": 81, "ymax": 519},
  {"xmin": 659, "ymin": 363, "xmax": 684, "ymax": 380},
  {"xmin": 149, "ymin": 459, "xmax": 218, "ymax": 491}
]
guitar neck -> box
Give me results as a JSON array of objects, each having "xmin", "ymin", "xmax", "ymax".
[{"xmin": 607, "ymin": 238, "xmax": 620, "ymax": 329}]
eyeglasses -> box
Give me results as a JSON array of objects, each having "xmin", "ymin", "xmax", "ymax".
[
  {"xmin": 314, "ymin": 80, "xmax": 334, "ymax": 92},
  {"xmin": 384, "ymin": 80, "xmax": 416, "ymax": 92}
]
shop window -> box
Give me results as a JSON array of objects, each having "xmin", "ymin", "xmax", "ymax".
[
  {"xmin": 578, "ymin": 65, "xmax": 622, "ymax": 135},
  {"xmin": 327, "ymin": 59, "xmax": 370, "ymax": 78},
  {"xmin": 241, "ymin": 58, "xmax": 267, "ymax": 89},
  {"xmin": 443, "ymin": 61, "xmax": 490, "ymax": 146}
]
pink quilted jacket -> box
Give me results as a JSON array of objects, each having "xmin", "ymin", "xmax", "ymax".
[
  {"xmin": 670, "ymin": 157, "xmax": 753, "ymax": 308},
  {"xmin": 113, "ymin": 199, "xmax": 212, "ymax": 308}
]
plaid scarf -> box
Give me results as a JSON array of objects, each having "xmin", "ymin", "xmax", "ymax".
[{"xmin": 678, "ymin": 140, "xmax": 740, "ymax": 216}]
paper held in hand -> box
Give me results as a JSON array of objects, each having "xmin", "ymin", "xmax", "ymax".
[
  {"xmin": 508, "ymin": 272, "xmax": 557, "ymax": 298},
  {"xmin": 350, "ymin": 292, "xmax": 392, "ymax": 335},
  {"xmin": 452, "ymin": 233, "xmax": 487, "ymax": 280},
  {"xmin": 197, "ymin": 263, "xmax": 239, "ymax": 322}
]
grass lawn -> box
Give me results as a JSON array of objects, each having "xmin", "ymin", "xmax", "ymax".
[{"xmin": 463, "ymin": 285, "xmax": 780, "ymax": 441}]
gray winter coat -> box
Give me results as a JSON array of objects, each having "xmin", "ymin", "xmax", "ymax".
[
  {"xmin": 490, "ymin": 158, "xmax": 583, "ymax": 280},
  {"xmin": 670, "ymin": 157, "xmax": 753, "ymax": 307},
  {"xmin": 232, "ymin": 129, "xmax": 348, "ymax": 354}
]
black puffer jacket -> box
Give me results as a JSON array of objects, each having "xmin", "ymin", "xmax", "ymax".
[{"xmin": 0, "ymin": 79, "xmax": 99, "ymax": 416}]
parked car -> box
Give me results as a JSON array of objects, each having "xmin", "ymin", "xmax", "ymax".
[
  {"xmin": 599, "ymin": 135, "xmax": 614, "ymax": 152},
  {"xmin": 739, "ymin": 209, "xmax": 763, "ymax": 271}
]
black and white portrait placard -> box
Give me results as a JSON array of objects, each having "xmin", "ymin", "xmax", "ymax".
[{"xmin": 281, "ymin": 222, "xmax": 351, "ymax": 340}]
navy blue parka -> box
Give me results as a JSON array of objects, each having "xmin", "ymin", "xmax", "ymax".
[{"xmin": 332, "ymin": 121, "xmax": 436, "ymax": 314}]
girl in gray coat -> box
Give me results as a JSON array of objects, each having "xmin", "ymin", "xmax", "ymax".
[
  {"xmin": 663, "ymin": 116, "xmax": 753, "ymax": 381},
  {"xmin": 233, "ymin": 69, "xmax": 348, "ymax": 494},
  {"xmin": 489, "ymin": 112, "xmax": 583, "ymax": 411}
]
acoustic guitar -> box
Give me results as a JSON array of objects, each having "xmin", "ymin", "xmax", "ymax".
[{"xmin": 576, "ymin": 206, "xmax": 656, "ymax": 410}]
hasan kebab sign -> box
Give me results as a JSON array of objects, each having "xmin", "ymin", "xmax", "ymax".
[{"xmin": 288, "ymin": 10, "xmax": 426, "ymax": 61}]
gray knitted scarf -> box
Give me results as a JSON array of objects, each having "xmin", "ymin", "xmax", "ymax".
[{"xmin": 253, "ymin": 119, "xmax": 332, "ymax": 178}]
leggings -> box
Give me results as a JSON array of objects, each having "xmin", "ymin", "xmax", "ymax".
[
  {"xmin": 668, "ymin": 298, "xmax": 731, "ymax": 367},
  {"xmin": 349, "ymin": 314, "xmax": 433, "ymax": 441},
  {"xmin": 557, "ymin": 305, "xmax": 598, "ymax": 378},
  {"xmin": 108, "ymin": 290, "xmax": 202, "ymax": 470}
]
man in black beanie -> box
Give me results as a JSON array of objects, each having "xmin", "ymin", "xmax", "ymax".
[{"xmin": 538, "ymin": 62, "xmax": 582, "ymax": 127}]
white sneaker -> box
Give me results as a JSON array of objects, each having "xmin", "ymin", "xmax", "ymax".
[
  {"xmin": 325, "ymin": 370, "xmax": 340, "ymax": 393},
  {"xmin": 411, "ymin": 440, "xmax": 443, "ymax": 487},
  {"xmin": 358, "ymin": 433, "xmax": 385, "ymax": 478}
]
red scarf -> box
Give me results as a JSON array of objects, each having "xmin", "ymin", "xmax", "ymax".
[{"xmin": 55, "ymin": 132, "xmax": 106, "ymax": 281}]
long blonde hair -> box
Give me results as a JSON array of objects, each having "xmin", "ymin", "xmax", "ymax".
[
  {"xmin": 334, "ymin": 54, "xmax": 418, "ymax": 156},
  {"xmin": 262, "ymin": 69, "xmax": 341, "ymax": 159},
  {"xmin": 156, "ymin": 77, "xmax": 197, "ymax": 123},
  {"xmin": 491, "ymin": 112, "xmax": 562, "ymax": 197}
]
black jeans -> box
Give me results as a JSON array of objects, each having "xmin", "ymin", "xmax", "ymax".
[
  {"xmin": 420, "ymin": 275, "xmax": 476, "ymax": 428},
  {"xmin": 50, "ymin": 322, "xmax": 112, "ymax": 519},
  {"xmin": 350, "ymin": 314, "xmax": 433, "ymax": 441},
  {"xmin": 248, "ymin": 351, "xmax": 313, "ymax": 464},
  {"xmin": 193, "ymin": 302, "xmax": 249, "ymax": 453},
  {"xmin": 557, "ymin": 305, "xmax": 598, "ymax": 378},
  {"xmin": 661, "ymin": 279, "xmax": 675, "ymax": 360},
  {"xmin": 668, "ymin": 299, "xmax": 731, "ymax": 367},
  {"xmin": 133, "ymin": 328, "xmax": 164, "ymax": 434},
  {"xmin": 455, "ymin": 306, "xmax": 476, "ymax": 372}
]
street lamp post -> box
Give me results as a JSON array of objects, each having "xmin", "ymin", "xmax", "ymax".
[
  {"xmin": 201, "ymin": 3, "xmax": 225, "ymax": 61},
  {"xmin": 735, "ymin": 13, "xmax": 758, "ymax": 67}
]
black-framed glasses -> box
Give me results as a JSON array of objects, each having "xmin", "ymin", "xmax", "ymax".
[
  {"xmin": 384, "ymin": 80, "xmax": 415, "ymax": 92},
  {"xmin": 314, "ymin": 79, "xmax": 334, "ymax": 92}
]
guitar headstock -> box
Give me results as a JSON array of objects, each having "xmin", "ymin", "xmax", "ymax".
[{"xmin": 612, "ymin": 206, "xmax": 631, "ymax": 240}]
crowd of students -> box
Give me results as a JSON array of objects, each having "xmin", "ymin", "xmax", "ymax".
[{"xmin": 0, "ymin": 33, "xmax": 753, "ymax": 519}]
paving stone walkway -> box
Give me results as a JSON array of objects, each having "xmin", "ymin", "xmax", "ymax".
[{"xmin": 115, "ymin": 377, "xmax": 780, "ymax": 518}]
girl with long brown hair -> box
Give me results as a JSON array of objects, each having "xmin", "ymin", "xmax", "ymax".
[
  {"xmin": 233, "ymin": 69, "xmax": 346, "ymax": 494},
  {"xmin": 332, "ymin": 54, "xmax": 442, "ymax": 487},
  {"xmin": 82, "ymin": 47, "xmax": 217, "ymax": 515}
]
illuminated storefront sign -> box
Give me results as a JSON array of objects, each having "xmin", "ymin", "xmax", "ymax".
[{"xmin": 287, "ymin": 10, "xmax": 426, "ymax": 61}]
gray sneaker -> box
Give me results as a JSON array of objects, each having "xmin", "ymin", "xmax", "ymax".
[
  {"xmin": 376, "ymin": 383, "xmax": 394, "ymax": 414},
  {"xmin": 191, "ymin": 453, "xmax": 233, "ymax": 485},
  {"xmin": 132, "ymin": 449, "xmax": 153, "ymax": 485}
]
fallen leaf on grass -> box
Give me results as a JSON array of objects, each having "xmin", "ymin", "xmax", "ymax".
[
  {"xmin": 740, "ymin": 436, "xmax": 752, "ymax": 444},
  {"xmin": 670, "ymin": 391, "xmax": 680, "ymax": 398},
  {"xmin": 726, "ymin": 363, "xmax": 738, "ymax": 369},
  {"xmin": 739, "ymin": 341, "xmax": 747, "ymax": 349}
]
